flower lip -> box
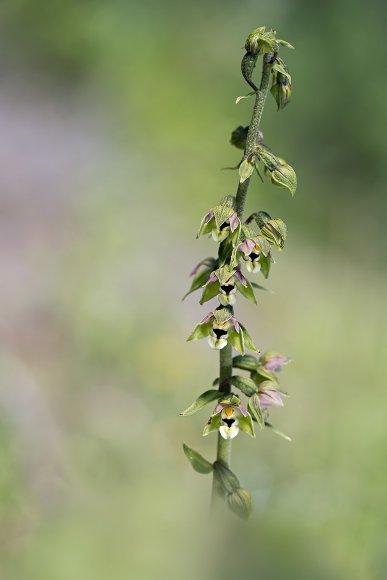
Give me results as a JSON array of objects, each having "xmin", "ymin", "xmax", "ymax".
[
  {"xmin": 213, "ymin": 328, "xmax": 228, "ymax": 339},
  {"xmin": 220, "ymin": 284, "xmax": 235, "ymax": 295},
  {"xmin": 249, "ymin": 251, "xmax": 260, "ymax": 261}
]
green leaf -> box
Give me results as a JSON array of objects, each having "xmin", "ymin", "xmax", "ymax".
[
  {"xmin": 213, "ymin": 460, "xmax": 240, "ymax": 494},
  {"xmin": 239, "ymin": 324, "xmax": 258, "ymax": 353},
  {"xmin": 239, "ymin": 159, "xmax": 255, "ymax": 183},
  {"xmin": 271, "ymin": 163, "xmax": 297, "ymax": 196},
  {"xmin": 203, "ymin": 413, "xmax": 222, "ymax": 436},
  {"xmin": 187, "ymin": 321, "xmax": 212, "ymax": 341},
  {"xmin": 232, "ymin": 354, "xmax": 258, "ymax": 372},
  {"xmin": 229, "ymin": 375, "xmax": 257, "ymax": 397},
  {"xmin": 182, "ymin": 269, "xmax": 212, "ymax": 300},
  {"xmin": 235, "ymin": 278, "xmax": 257, "ymax": 305},
  {"xmin": 183, "ymin": 444, "xmax": 213, "ymax": 474},
  {"xmin": 248, "ymin": 395, "xmax": 265, "ymax": 430},
  {"xmin": 227, "ymin": 488, "xmax": 253, "ymax": 519},
  {"xmin": 228, "ymin": 326, "xmax": 245, "ymax": 354},
  {"xmin": 277, "ymin": 39, "xmax": 295, "ymax": 49},
  {"xmin": 238, "ymin": 413, "xmax": 255, "ymax": 437},
  {"xmin": 251, "ymin": 281, "xmax": 272, "ymax": 292},
  {"xmin": 265, "ymin": 421, "xmax": 292, "ymax": 441},
  {"xmin": 199, "ymin": 281, "xmax": 220, "ymax": 304},
  {"xmin": 180, "ymin": 389, "xmax": 221, "ymax": 416}
]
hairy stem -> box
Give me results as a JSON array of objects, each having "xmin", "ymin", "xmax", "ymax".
[
  {"xmin": 212, "ymin": 52, "xmax": 273, "ymax": 506},
  {"xmin": 235, "ymin": 53, "xmax": 274, "ymax": 217}
]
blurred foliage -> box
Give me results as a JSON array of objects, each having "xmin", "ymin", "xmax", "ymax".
[{"xmin": 0, "ymin": 0, "xmax": 386, "ymax": 579}]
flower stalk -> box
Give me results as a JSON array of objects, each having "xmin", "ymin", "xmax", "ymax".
[{"xmin": 182, "ymin": 25, "xmax": 297, "ymax": 519}]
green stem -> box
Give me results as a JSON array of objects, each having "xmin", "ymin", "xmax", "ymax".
[
  {"xmin": 235, "ymin": 53, "xmax": 274, "ymax": 217},
  {"xmin": 212, "ymin": 52, "xmax": 273, "ymax": 507}
]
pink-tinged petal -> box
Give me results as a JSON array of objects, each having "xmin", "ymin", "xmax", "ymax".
[
  {"xmin": 238, "ymin": 404, "xmax": 249, "ymax": 417},
  {"xmin": 234, "ymin": 269, "xmax": 248, "ymax": 287},
  {"xmin": 200, "ymin": 311, "xmax": 214, "ymax": 324},
  {"xmin": 239, "ymin": 239, "xmax": 255, "ymax": 255},
  {"xmin": 204, "ymin": 209, "xmax": 215, "ymax": 224},
  {"xmin": 259, "ymin": 390, "xmax": 284, "ymax": 407},
  {"xmin": 231, "ymin": 316, "xmax": 240, "ymax": 333},
  {"xmin": 263, "ymin": 355, "xmax": 289, "ymax": 371},
  {"xmin": 214, "ymin": 403, "xmax": 225, "ymax": 415},
  {"xmin": 229, "ymin": 212, "xmax": 240, "ymax": 232},
  {"xmin": 204, "ymin": 271, "xmax": 217, "ymax": 286}
]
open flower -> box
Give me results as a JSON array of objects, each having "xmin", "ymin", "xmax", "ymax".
[
  {"xmin": 204, "ymin": 308, "xmax": 240, "ymax": 350},
  {"xmin": 239, "ymin": 239, "xmax": 262, "ymax": 273},
  {"xmin": 203, "ymin": 394, "xmax": 254, "ymax": 439},
  {"xmin": 257, "ymin": 382, "xmax": 284, "ymax": 407},
  {"xmin": 204, "ymin": 265, "xmax": 248, "ymax": 306},
  {"xmin": 197, "ymin": 196, "xmax": 240, "ymax": 242},
  {"xmin": 187, "ymin": 306, "xmax": 257, "ymax": 355}
]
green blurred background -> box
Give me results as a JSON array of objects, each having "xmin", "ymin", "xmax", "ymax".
[{"xmin": 0, "ymin": 0, "xmax": 386, "ymax": 578}]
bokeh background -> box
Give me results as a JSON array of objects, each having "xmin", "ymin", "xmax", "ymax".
[{"xmin": 1, "ymin": 0, "xmax": 387, "ymax": 578}]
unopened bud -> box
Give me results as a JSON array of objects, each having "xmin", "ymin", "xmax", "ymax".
[{"xmin": 227, "ymin": 488, "xmax": 253, "ymax": 519}]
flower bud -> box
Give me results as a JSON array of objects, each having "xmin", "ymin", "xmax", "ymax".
[
  {"xmin": 230, "ymin": 125, "xmax": 248, "ymax": 150},
  {"xmin": 227, "ymin": 488, "xmax": 253, "ymax": 519},
  {"xmin": 271, "ymin": 162, "xmax": 297, "ymax": 196},
  {"xmin": 270, "ymin": 78, "xmax": 292, "ymax": 110},
  {"xmin": 245, "ymin": 26, "xmax": 278, "ymax": 56}
]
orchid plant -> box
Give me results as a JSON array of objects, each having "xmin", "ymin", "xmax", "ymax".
[{"xmin": 181, "ymin": 26, "xmax": 296, "ymax": 519}]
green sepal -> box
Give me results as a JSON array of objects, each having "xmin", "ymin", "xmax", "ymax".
[
  {"xmin": 272, "ymin": 58, "xmax": 291, "ymax": 82},
  {"xmin": 183, "ymin": 268, "xmax": 212, "ymax": 300},
  {"xmin": 235, "ymin": 278, "xmax": 257, "ymax": 304},
  {"xmin": 264, "ymin": 421, "xmax": 292, "ymax": 441},
  {"xmin": 248, "ymin": 395, "xmax": 265, "ymax": 430},
  {"xmin": 239, "ymin": 324, "xmax": 258, "ymax": 353},
  {"xmin": 182, "ymin": 444, "xmax": 213, "ymax": 474},
  {"xmin": 232, "ymin": 354, "xmax": 259, "ymax": 372},
  {"xmin": 203, "ymin": 413, "xmax": 222, "ymax": 436},
  {"xmin": 213, "ymin": 306, "xmax": 232, "ymax": 326},
  {"xmin": 229, "ymin": 375, "xmax": 257, "ymax": 397},
  {"xmin": 200, "ymin": 281, "xmax": 220, "ymax": 304},
  {"xmin": 239, "ymin": 159, "xmax": 255, "ymax": 183},
  {"xmin": 271, "ymin": 163, "xmax": 297, "ymax": 196},
  {"xmin": 259, "ymin": 254, "xmax": 272, "ymax": 279},
  {"xmin": 255, "ymin": 145, "xmax": 281, "ymax": 172},
  {"xmin": 196, "ymin": 215, "xmax": 215, "ymax": 238},
  {"xmin": 261, "ymin": 219, "xmax": 287, "ymax": 249},
  {"xmin": 218, "ymin": 238, "xmax": 234, "ymax": 266},
  {"xmin": 227, "ymin": 488, "xmax": 253, "ymax": 519},
  {"xmin": 213, "ymin": 460, "xmax": 240, "ymax": 494},
  {"xmin": 228, "ymin": 326, "xmax": 245, "ymax": 354},
  {"xmin": 180, "ymin": 389, "xmax": 221, "ymax": 416},
  {"xmin": 252, "ymin": 369, "xmax": 279, "ymax": 386},
  {"xmin": 238, "ymin": 412, "xmax": 255, "ymax": 437},
  {"xmin": 187, "ymin": 321, "xmax": 212, "ymax": 341},
  {"xmin": 213, "ymin": 196, "xmax": 236, "ymax": 229}
]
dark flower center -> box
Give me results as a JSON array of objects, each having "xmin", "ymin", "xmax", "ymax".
[
  {"xmin": 219, "ymin": 222, "xmax": 229, "ymax": 231},
  {"xmin": 213, "ymin": 328, "xmax": 228, "ymax": 339},
  {"xmin": 222, "ymin": 417, "xmax": 235, "ymax": 428},
  {"xmin": 250, "ymin": 252, "xmax": 260, "ymax": 261},
  {"xmin": 221, "ymin": 284, "xmax": 234, "ymax": 295}
]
